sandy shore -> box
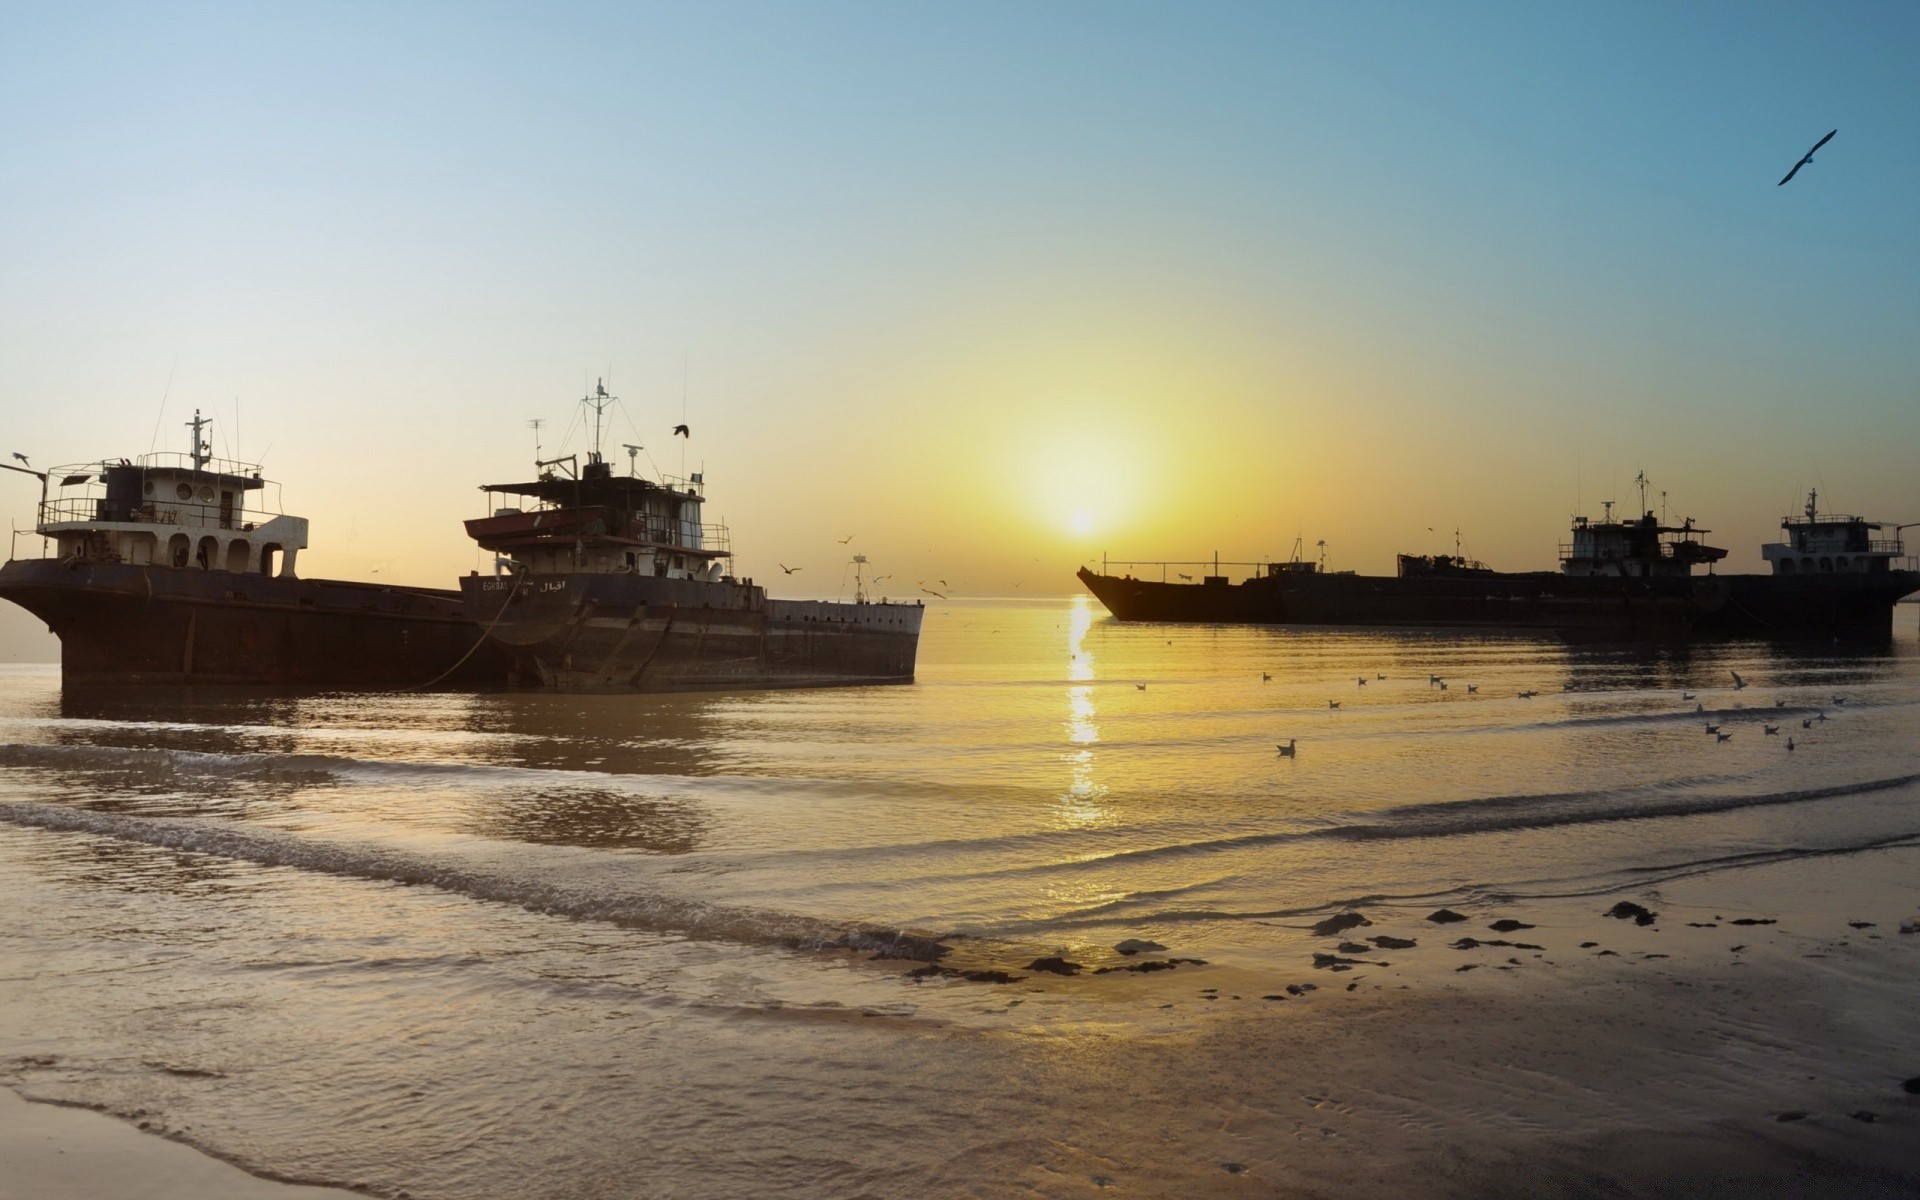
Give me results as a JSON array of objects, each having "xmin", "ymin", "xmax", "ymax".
[{"xmin": 0, "ymin": 1087, "xmax": 350, "ymax": 1200}]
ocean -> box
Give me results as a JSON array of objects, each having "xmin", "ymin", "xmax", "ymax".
[{"xmin": 3, "ymin": 595, "xmax": 1918, "ymax": 1197}]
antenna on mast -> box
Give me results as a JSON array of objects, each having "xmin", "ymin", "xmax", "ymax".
[
  {"xmin": 1634, "ymin": 470, "xmax": 1650, "ymax": 516},
  {"xmin": 528, "ymin": 418, "xmax": 545, "ymax": 463},
  {"xmin": 584, "ymin": 378, "xmax": 613, "ymax": 465}
]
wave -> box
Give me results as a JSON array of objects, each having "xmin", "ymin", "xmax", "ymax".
[{"xmin": 0, "ymin": 801, "xmax": 953, "ymax": 961}]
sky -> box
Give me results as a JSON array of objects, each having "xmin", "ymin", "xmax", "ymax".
[{"xmin": 4, "ymin": 2, "xmax": 1919, "ymax": 657}]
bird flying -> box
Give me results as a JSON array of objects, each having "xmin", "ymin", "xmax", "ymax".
[
  {"xmin": 837, "ymin": 535, "xmax": 854, "ymax": 544},
  {"xmin": 921, "ymin": 588, "xmax": 946, "ymax": 599},
  {"xmin": 672, "ymin": 424, "xmax": 690, "ymax": 438},
  {"xmin": 1730, "ymin": 671, "xmax": 1747, "ymax": 690},
  {"xmin": 1777, "ymin": 129, "xmax": 1836, "ymax": 187},
  {"xmin": 10, "ymin": 452, "xmax": 27, "ymax": 465},
  {"xmin": 778, "ymin": 563, "xmax": 801, "ymax": 574}
]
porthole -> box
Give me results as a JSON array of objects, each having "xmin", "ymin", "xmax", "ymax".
[
  {"xmin": 198, "ymin": 485, "xmax": 215, "ymax": 503},
  {"xmin": 143, "ymin": 481, "xmax": 154, "ymax": 497},
  {"xmin": 176, "ymin": 482, "xmax": 194, "ymax": 501}
]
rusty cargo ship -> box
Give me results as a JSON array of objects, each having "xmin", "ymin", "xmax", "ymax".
[
  {"xmin": 0, "ymin": 412, "xmax": 509, "ymax": 687},
  {"xmin": 457, "ymin": 382, "xmax": 923, "ymax": 691}
]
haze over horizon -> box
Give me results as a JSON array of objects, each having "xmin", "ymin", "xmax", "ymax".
[{"xmin": 5, "ymin": 3, "xmax": 1918, "ymax": 659}]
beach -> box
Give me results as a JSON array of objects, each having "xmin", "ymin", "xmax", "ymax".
[{"xmin": 3, "ymin": 599, "xmax": 1919, "ymax": 1196}]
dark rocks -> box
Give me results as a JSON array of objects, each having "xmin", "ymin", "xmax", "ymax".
[
  {"xmin": 905, "ymin": 965, "xmax": 1025, "ymax": 984},
  {"xmin": 1092, "ymin": 957, "xmax": 1206, "ymax": 975},
  {"xmin": 1686, "ymin": 922, "xmax": 1718, "ymax": 928},
  {"xmin": 1579, "ymin": 942, "xmax": 1598, "ymax": 949},
  {"xmin": 1606, "ymin": 901, "xmax": 1657, "ymax": 926},
  {"xmin": 1729, "ymin": 918, "xmax": 1776, "ymax": 926},
  {"xmin": 1369, "ymin": 935, "xmax": 1418, "ymax": 950},
  {"xmin": 1311, "ymin": 912, "xmax": 1373, "ymax": 937},
  {"xmin": 1113, "ymin": 938, "xmax": 1167, "ymax": 956},
  {"xmin": 1026, "ymin": 956, "xmax": 1082, "ymax": 976},
  {"xmin": 1488, "ymin": 919, "xmax": 1535, "ymax": 932},
  {"xmin": 1595, "ymin": 950, "xmax": 1618, "ymax": 957},
  {"xmin": 1313, "ymin": 953, "xmax": 1381, "ymax": 970},
  {"xmin": 1847, "ymin": 922, "xmax": 1875, "ymax": 930},
  {"xmin": 1452, "ymin": 937, "xmax": 1541, "ymax": 951},
  {"xmin": 1261, "ymin": 994, "xmax": 1288, "ymax": 1001},
  {"xmin": 1336, "ymin": 941, "xmax": 1372, "ymax": 954},
  {"xmin": 1222, "ymin": 1163, "xmax": 1246, "ymax": 1175},
  {"xmin": 1849, "ymin": 1110, "xmax": 1880, "ymax": 1123},
  {"xmin": 1285, "ymin": 983, "xmax": 1316, "ymax": 996},
  {"xmin": 1456, "ymin": 964, "xmax": 1479, "ymax": 972},
  {"xmin": 1902, "ymin": 1077, "xmax": 1920, "ymax": 1095},
  {"xmin": 1426, "ymin": 908, "xmax": 1470, "ymax": 924},
  {"xmin": 1729, "ymin": 945, "xmax": 1747, "ymax": 953}
]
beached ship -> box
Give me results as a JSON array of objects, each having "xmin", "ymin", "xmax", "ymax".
[
  {"xmin": 0, "ymin": 413, "xmax": 509, "ymax": 686},
  {"xmin": 1078, "ymin": 486, "xmax": 1919, "ymax": 638},
  {"xmin": 457, "ymin": 383, "xmax": 923, "ymax": 691}
]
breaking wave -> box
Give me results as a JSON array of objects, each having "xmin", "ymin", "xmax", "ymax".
[{"xmin": 0, "ymin": 801, "xmax": 952, "ymax": 961}]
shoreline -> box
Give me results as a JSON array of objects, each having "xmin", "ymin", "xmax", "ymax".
[{"xmin": 0, "ymin": 1086, "xmax": 353, "ymax": 1199}]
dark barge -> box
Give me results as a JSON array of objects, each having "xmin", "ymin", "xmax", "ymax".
[{"xmin": 1079, "ymin": 489, "xmax": 1919, "ymax": 639}]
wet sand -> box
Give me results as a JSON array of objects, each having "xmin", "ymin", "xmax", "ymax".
[
  {"xmin": 880, "ymin": 844, "xmax": 1920, "ymax": 1197},
  {"xmin": 0, "ymin": 1087, "xmax": 350, "ymax": 1200}
]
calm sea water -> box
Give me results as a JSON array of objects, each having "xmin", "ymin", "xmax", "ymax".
[{"xmin": 3, "ymin": 596, "xmax": 1918, "ymax": 1196}]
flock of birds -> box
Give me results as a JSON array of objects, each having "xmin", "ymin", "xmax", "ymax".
[{"xmin": 1251, "ymin": 668, "xmax": 1849, "ymax": 760}]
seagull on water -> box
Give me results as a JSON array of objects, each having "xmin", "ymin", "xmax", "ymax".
[
  {"xmin": 1356, "ymin": 677, "xmax": 1368, "ymax": 687},
  {"xmin": 1428, "ymin": 674, "xmax": 1443, "ymax": 686},
  {"xmin": 1716, "ymin": 731, "xmax": 1733, "ymax": 743},
  {"xmin": 1135, "ymin": 683, "xmax": 1147, "ymax": 691},
  {"xmin": 1465, "ymin": 684, "xmax": 1478, "ymax": 694},
  {"xmin": 1276, "ymin": 739, "xmax": 1297, "ymax": 758},
  {"xmin": 1261, "ymin": 671, "xmax": 1272, "ymax": 682},
  {"xmin": 1696, "ymin": 703, "xmax": 1704, "ymax": 713},
  {"xmin": 1704, "ymin": 724, "xmax": 1721, "ymax": 735},
  {"xmin": 1832, "ymin": 695, "xmax": 1847, "ymax": 705},
  {"xmin": 1777, "ymin": 129, "xmax": 1836, "ymax": 187},
  {"xmin": 1802, "ymin": 718, "xmax": 1814, "ymax": 729},
  {"xmin": 1786, "ymin": 737, "xmax": 1796, "ymax": 751},
  {"xmin": 1376, "ymin": 673, "xmax": 1386, "ymax": 680},
  {"xmin": 1328, "ymin": 700, "xmax": 1341, "ymax": 710},
  {"xmin": 1764, "ymin": 725, "xmax": 1779, "ymax": 736},
  {"xmin": 1518, "ymin": 689, "xmax": 1538, "ymax": 699},
  {"xmin": 1681, "ymin": 692, "xmax": 1695, "ymax": 701}
]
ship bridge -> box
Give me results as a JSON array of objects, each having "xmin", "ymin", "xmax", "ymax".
[
  {"xmin": 1762, "ymin": 490, "xmax": 1910, "ymax": 576},
  {"xmin": 22, "ymin": 411, "xmax": 308, "ymax": 577}
]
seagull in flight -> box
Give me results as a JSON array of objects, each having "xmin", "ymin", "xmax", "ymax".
[
  {"xmin": 672, "ymin": 424, "xmax": 690, "ymax": 437},
  {"xmin": 921, "ymin": 588, "xmax": 946, "ymax": 599},
  {"xmin": 1730, "ymin": 670, "xmax": 1747, "ymax": 690},
  {"xmin": 778, "ymin": 563, "xmax": 801, "ymax": 574},
  {"xmin": 1777, "ymin": 129, "xmax": 1836, "ymax": 186},
  {"xmin": 837, "ymin": 535, "xmax": 854, "ymax": 544},
  {"xmin": 9, "ymin": 452, "xmax": 26, "ymax": 466}
]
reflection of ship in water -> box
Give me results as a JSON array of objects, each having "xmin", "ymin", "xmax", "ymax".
[
  {"xmin": 1080, "ymin": 482, "xmax": 1920, "ymax": 639},
  {"xmin": 0, "ymin": 411, "xmax": 509, "ymax": 686},
  {"xmin": 460, "ymin": 381, "xmax": 924, "ymax": 692}
]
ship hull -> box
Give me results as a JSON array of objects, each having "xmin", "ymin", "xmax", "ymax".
[
  {"xmin": 460, "ymin": 573, "xmax": 924, "ymax": 692},
  {"xmin": 1077, "ymin": 565, "xmax": 1920, "ymax": 638},
  {"xmin": 0, "ymin": 559, "xmax": 512, "ymax": 687}
]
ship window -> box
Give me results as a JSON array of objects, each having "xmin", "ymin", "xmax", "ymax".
[
  {"xmin": 226, "ymin": 540, "xmax": 250, "ymax": 573},
  {"xmin": 625, "ymin": 552, "xmax": 637, "ymax": 569},
  {"xmin": 176, "ymin": 482, "xmax": 194, "ymax": 501},
  {"xmin": 261, "ymin": 545, "xmax": 280, "ymax": 576},
  {"xmin": 195, "ymin": 536, "xmax": 218, "ymax": 569},
  {"xmin": 1779, "ymin": 558, "xmax": 1795, "ymax": 574},
  {"xmin": 1819, "ymin": 556, "xmax": 1833, "ymax": 573},
  {"xmin": 143, "ymin": 480, "xmax": 154, "ymax": 497},
  {"xmin": 1835, "ymin": 557, "xmax": 1848, "ymax": 572},
  {"xmin": 1801, "ymin": 557, "xmax": 1814, "ymax": 573},
  {"xmin": 169, "ymin": 533, "xmax": 190, "ymax": 567}
]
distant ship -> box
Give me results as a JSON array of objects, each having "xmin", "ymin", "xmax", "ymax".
[
  {"xmin": 457, "ymin": 382, "xmax": 923, "ymax": 691},
  {"xmin": 1078, "ymin": 484, "xmax": 1920, "ymax": 638},
  {"xmin": 0, "ymin": 412, "xmax": 510, "ymax": 687}
]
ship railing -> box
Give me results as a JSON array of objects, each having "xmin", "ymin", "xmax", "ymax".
[
  {"xmin": 129, "ymin": 451, "xmax": 267, "ymax": 480},
  {"xmin": 633, "ymin": 521, "xmax": 731, "ymax": 554},
  {"xmin": 1095, "ymin": 556, "xmax": 1283, "ymax": 582},
  {"xmin": 37, "ymin": 496, "xmax": 287, "ymax": 533},
  {"xmin": 1867, "ymin": 538, "xmax": 1906, "ymax": 555}
]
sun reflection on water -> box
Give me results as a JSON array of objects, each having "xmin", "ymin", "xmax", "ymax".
[{"xmin": 1058, "ymin": 595, "xmax": 1108, "ymax": 828}]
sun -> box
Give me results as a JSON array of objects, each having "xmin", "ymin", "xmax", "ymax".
[{"xmin": 1069, "ymin": 510, "xmax": 1095, "ymax": 537}]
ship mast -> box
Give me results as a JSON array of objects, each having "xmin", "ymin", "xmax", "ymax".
[
  {"xmin": 186, "ymin": 409, "xmax": 212, "ymax": 471},
  {"xmin": 585, "ymin": 379, "xmax": 613, "ymax": 469}
]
